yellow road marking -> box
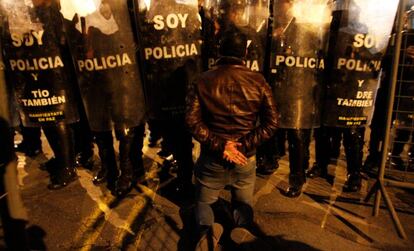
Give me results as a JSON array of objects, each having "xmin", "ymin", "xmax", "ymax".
[{"xmin": 113, "ymin": 182, "xmax": 160, "ymax": 248}]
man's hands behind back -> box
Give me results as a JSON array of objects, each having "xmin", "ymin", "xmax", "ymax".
[{"xmin": 223, "ymin": 141, "xmax": 247, "ymax": 165}]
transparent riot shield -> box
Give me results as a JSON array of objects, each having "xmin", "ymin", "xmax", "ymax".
[
  {"xmin": 133, "ymin": 0, "xmax": 202, "ymax": 119},
  {"xmin": 60, "ymin": 0, "xmax": 146, "ymax": 132},
  {"xmin": 322, "ymin": 0, "xmax": 399, "ymax": 127},
  {"xmin": 269, "ymin": 0, "xmax": 331, "ymax": 129},
  {"xmin": 0, "ymin": 29, "xmax": 29, "ymax": 250},
  {"xmin": 0, "ymin": 38, "xmax": 12, "ymax": 164},
  {"xmin": 0, "ymin": 0, "xmax": 79, "ymax": 127},
  {"xmin": 201, "ymin": 0, "xmax": 269, "ymax": 72}
]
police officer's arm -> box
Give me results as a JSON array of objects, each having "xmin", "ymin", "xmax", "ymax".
[
  {"xmin": 239, "ymin": 82, "xmax": 278, "ymax": 153},
  {"xmin": 185, "ymin": 81, "xmax": 226, "ymax": 153}
]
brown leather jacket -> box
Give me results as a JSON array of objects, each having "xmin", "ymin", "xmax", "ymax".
[{"xmin": 185, "ymin": 57, "xmax": 278, "ymax": 157}]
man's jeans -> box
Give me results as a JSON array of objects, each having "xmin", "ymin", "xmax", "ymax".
[{"xmin": 194, "ymin": 151, "xmax": 256, "ymax": 231}]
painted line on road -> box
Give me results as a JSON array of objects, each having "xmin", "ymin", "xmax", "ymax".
[
  {"xmin": 113, "ymin": 182, "xmax": 159, "ymax": 248},
  {"xmin": 78, "ymin": 169, "xmax": 134, "ymax": 233},
  {"xmin": 74, "ymin": 170, "xmax": 119, "ymax": 250}
]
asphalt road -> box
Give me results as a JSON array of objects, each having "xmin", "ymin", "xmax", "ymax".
[{"xmin": 6, "ymin": 133, "xmax": 414, "ymax": 250}]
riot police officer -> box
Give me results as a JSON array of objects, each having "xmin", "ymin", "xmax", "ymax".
[
  {"xmin": 270, "ymin": 0, "xmax": 330, "ymax": 197},
  {"xmin": 307, "ymin": 0, "xmax": 399, "ymax": 192},
  {"xmin": 134, "ymin": 0, "xmax": 202, "ymax": 200},
  {"xmin": 61, "ymin": 0, "xmax": 147, "ymax": 196},
  {"xmin": 2, "ymin": 0, "xmax": 79, "ymax": 189}
]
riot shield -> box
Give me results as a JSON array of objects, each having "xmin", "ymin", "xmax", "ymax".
[
  {"xmin": 201, "ymin": 0, "xmax": 269, "ymax": 72},
  {"xmin": 269, "ymin": 0, "xmax": 331, "ymax": 129},
  {"xmin": 0, "ymin": 40, "xmax": 13, "ymax": 165},
  {"xmin": 60, "ymin": 0, "xmax": 146, "ymax": 132},
  {"xmin": 133, "ymin": 0, "xmax": 202, "ymax": 119},
  {"xmin": 0, "ymin": 0, "xmax": 79, "ymax": 127},
  {"xmin": 393, "ymin": 31, "xmax": 414, "ymax": 130},
  {"xmin": 322, "ymin": 0, "xmax": 399, "ymax": 127},
  {"xmin": 0, "ymin": 64, "xmax": 29, "ymax": 251}
]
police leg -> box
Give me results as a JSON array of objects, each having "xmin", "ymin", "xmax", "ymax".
[
  {"xmin": 43, "ymin": 123, "xmax": 78, "ymax": 190},
  {"xmin": 307, "ymin": 127, "xmax": 329, "ymax": 178},
  {"xmin": 72, "ymin": 104, "xmax": 94, "ymax": 170},
  {"xmin": 363, "ymin": 123, "xmax": 383, "ymax": 172},
  {"xmin": 330, "ymin": 128, "xmax": 342, "ymax": 159},
  {"xmin": 285, "ymin": 129, "xmax": 311, "ymax": 198},
  {"xmin": 256, "ymin": 134, "xmax": 279, "ymax": 175},
  {"xmin": 92, "ymin": 131, "xmax": 119, "ymax": 190},
  {"xmin": 276, "ymin": 128, "xmax": 287, "ymax": 158},
  {"xmin": 114, "ymin": 126, "xmax": 144, "ymax": 197},
  {"xmin": 343, "ymin": 127, "xmax": 364, "ymax": 192},
  {"xmin": 256, "ymin": 144, "xmax": 266, "ymax": 173},
  {"xmin": 165, "ymin": 118, "xmax": 194, "ymax": 199},
  {"xmin": 364, "ymin": 83, "xmax": 388, "ymax": 172}
]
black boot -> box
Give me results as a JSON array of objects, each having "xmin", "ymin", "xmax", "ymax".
[
  {"xmin": 93, "ymin": 131, "xmax": 119, "ymax": 190},
  {"xmin": 73, "ymin": 96, "xmax": 95, "ymax": 169},
  {"xmin": 343, "ymin": 128, "xmax": 364, "ymax": 192},
  {"xmin": 307, "ymin": 128, "xmax": 329, "ymax": 178},
  {"xmin": 306, "ymin": 162, "xmax": 327, "ymax": 178},
  {"xmin": 344, "ymin": 172, "xmax": 362, "ymax": 192},
  {"xmin": 72, "ymin": 121, "xmax": 95, "ymax": 170},
  {"xmin": 257, "ymin": 157, "xmax": 279, "ymax": 175},
  {"xmin": 48, "ymin": 166, "xmax": 78, "ymax": 190},
  {"xmin": 256, "ymin": 135, "xmax": 279, "ymax": 175},
  {"xmin": 75, "ymin": 150, "xmax": 94, "ymax": 170},
  {"xmin": 114, "ymin": 126, "xmax": 144, "ymax": 197},
  {"xmin": 284, "ymin": 129, "xmax": 310, "ymax": 198},
  {"xmin": 43, "ymin": 123, "xmax": 78, "ymax": 190},
  {"xmin": 285, "ymin": 185, "xmax": 302, "ymax": 198}
]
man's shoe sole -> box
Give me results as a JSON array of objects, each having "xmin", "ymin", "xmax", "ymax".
[
  {"xmin": 230, "ymin": 227, "xmax": 257, "ymax": 244},
  {"xmin": 195, "ymin": 223, "xmax": 223, "ymax": 251}
]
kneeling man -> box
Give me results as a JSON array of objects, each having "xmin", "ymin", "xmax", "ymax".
[{"xmin": 186, "ymin": 28, "xmax": 278, "ymax": 249}]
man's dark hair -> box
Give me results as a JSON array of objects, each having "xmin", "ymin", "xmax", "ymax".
[{"xmin": 219, "ymin": 27, "xmax": 247, "ymax": 58}]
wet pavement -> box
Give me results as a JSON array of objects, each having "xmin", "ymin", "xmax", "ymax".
[{"xmin": 4, "ymin": 132, "xmax": 414, "ymax": 251}]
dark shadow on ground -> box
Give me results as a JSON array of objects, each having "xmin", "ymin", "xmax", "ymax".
[
  {"xmin": 0, "ymin": 222, "xmax": 47, "ymax": 251},
  {"xmin": 234, "ymin": 233, "xmax": 322, "ymax": 251},
  {"xmin": 26, "ymin": 225, "xmax": 47, "ymax": 250}
]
